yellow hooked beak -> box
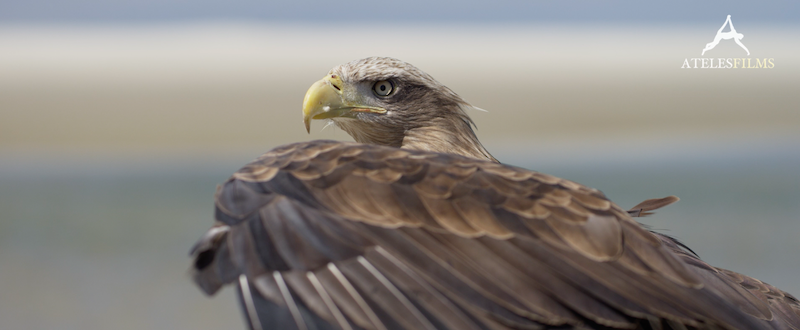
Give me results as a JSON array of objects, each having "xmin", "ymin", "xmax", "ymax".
[{"xmin": 302, "ymin": 74, "xmax": 387, "ymax": 133}]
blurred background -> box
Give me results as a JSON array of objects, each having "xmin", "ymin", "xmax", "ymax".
[{"xmin": 1, "ymin": 1, "xmax": 799, "ymax": 329}]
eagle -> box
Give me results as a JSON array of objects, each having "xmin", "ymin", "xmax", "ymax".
[{"xmin": 190, "ymin": 57, "xmax": 800, "ymax": 330}]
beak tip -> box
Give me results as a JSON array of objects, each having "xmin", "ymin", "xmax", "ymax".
[{"xmin": 303, "ymin": 76, "xmax": 346, "ymax": 135}]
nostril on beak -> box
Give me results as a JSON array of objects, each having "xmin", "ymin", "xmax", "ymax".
[{"xmin": 329, "ymin": 75, "xmax": 342, "ymax": 90}]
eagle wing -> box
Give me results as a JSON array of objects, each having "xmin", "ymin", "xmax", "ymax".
[{"xmin": 191, "ymin": 140, "xmax": 800, "ymax": 330}]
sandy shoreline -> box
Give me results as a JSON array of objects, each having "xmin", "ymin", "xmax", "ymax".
[{"xmin": 2, "ymin": 23, "xmax": 798, "ymax": 153}]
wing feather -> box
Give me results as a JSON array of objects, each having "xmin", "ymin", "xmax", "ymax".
[
  {"xmin": 452, "ymin": 197, "xmax": 514, "ymax": 239},
  {"xmin": 419, "ymin": 196, "xmax": 482, "ymax": 237},
  {"xmin": 326, "ymin": 262, "xmax": 389, "ymax": 330},
  {"xmin": 365, "ymin": 247, "xmax": 486, "ymax": 330},
  {"xmin": 307, "ymin": 271, "xmax": 355, "ymax": 330}
]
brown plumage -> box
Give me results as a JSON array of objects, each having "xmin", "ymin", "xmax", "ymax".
[{"xmin": 191, "ymin": 57, "xmax": 800, "ymax": 330}]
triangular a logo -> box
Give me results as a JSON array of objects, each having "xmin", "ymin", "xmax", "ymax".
[{"xmin": 702, "ymin": 15, "xmax": 750, "ymax": 56}]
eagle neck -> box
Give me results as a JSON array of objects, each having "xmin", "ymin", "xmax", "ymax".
[
  {"xmin": 401, "ymin": 118, "xmax": 498, "ymax": 163},
  {"xmin": 335, "ymin": 119, "xmax": 405, "ymax": 148}
]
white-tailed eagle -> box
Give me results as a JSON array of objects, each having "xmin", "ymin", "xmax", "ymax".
[{"xmin": 190, "ymin": 57, "xmax": 800, "ymax": 330}]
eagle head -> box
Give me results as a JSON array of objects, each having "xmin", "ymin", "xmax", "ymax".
[{"xmin": 302, "ymin": 57, "xmax": 496, "ymax": 162}]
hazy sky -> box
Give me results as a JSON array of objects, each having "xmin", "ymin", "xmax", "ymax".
[{"xmin": 2, "ymin": 0, "xmax": 798, "ymax": 24}]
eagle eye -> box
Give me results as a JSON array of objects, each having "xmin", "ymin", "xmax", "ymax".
[{"xmin": 373, "ymin": 80, "xmax": 394, "ymax": 97}]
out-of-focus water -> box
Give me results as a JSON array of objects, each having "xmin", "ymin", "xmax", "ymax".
[
  {"xmin": 1, "ymin": 141, "xmax": 798, "ymax": 330},
  {"xmin": 0, "ymin": 159, "xmax": 244, "ymax": 330}
]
